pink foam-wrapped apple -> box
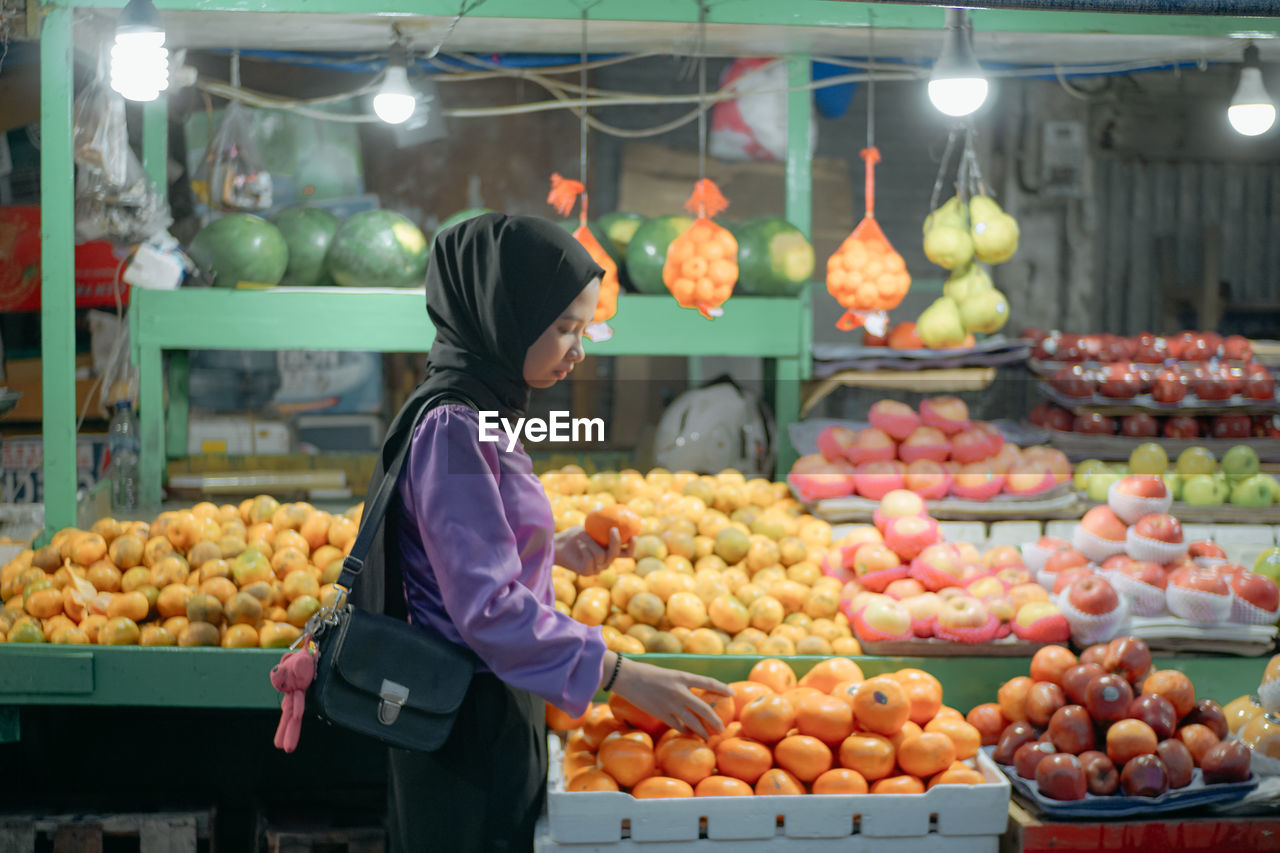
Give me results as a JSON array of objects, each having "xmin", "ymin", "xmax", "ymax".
[
  {"xmin": 788, "ymin": 454, "xmax": 855, "ymax": 502},
  {"xmin": 851, "ymin": 543, "xmax": 909, "ymax": 593},
  {"xmin": 852, "ymin": 596, "xmax": 915, "ymax": 642},
  {"xmin": 908, "ymin": 543, "xmax": 967, "ymax": 591},
  {"xmin": 900, "ymin": 591, "xmax": 944, "ymax": 637},
  {"xmin": 950, "ymin": 463, "xmax": 1005, "ymax": 501},
  {"xmin": 854, "ymin": 460, "xmax": 907, "ymax": 501},
  {"xmin": 950, "ymin": 427, "xmax": 998, "ymax": 464},
  {"xmin": 846, "ymin": 427, "xmax": 898, "ymax": 465},
  {"xmin": 1021, "ymin": 446, "xmax": 1072, "ymax": 485},
  {"xmin": 903, "ymin": 459, "xmax": 952, "ymax": 500},
  {"xmin": 815, "ymin": 424, "xmax": 858, "ymax": 463},
  {"xmin": 872, "ymin": 489, "xmax": 927, "ymax": 533},
  {"xmin": 1011, "ymin": 600, "xmax": 1072, "ymax": 643},
  {"xmin": 931, "ymin": 595, "xmax": 1001, "ymax": 643},
  {"xmin": 920, "ymin": 396, "xmax": 971, "ymax": 435},
  {"xmin": 987, "ymin": 443, "xmax": 1023, "ymax": 475},
  {"xmin": 1004, "ymin": 459, "xmax": 1058, "ymax": 497},
  {"xmin": 898, "ymin": 426, "xmax": 952, "ymax": 465},
  {"xmin": 868, "ymin": 399, "xmax": 920, "ymax": 441},
  {"xmin": 884, "ymin": 514, "xmax": 941, "ymax": 562}
]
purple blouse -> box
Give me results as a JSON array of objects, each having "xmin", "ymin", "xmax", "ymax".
[{"xmin": 394, "ymin": 403, "xmax": 607, "ymax": 715}]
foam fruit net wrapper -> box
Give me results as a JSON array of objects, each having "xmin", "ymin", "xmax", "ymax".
[
  {"xmin": 826, "ymin": 148, "xmax": 910, "ymax": 335},
  {"xmin": 1165, "ymin": 585, "xmax": 1232, "ymax": 624},
  {"xmin": 547, "ymin": 173, "xmax": 619, "ymax": 342},
  {"xmin": 1057, "ymin": 588, "xmax": 1130, "ymax": 645}
]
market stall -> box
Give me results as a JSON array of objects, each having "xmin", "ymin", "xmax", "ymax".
[{"xmin": 6, "ymin": 0, "xmax": 1280, "ymax": 850}]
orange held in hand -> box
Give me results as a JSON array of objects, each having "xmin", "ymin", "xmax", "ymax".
[
  {"xmin": 826, "ymin": 148, "xmax": 911, "ymax": 334},
  {"xmin": 584, "ymin": 505, "xmax": 642, "ymax": 547},
  {"xmin": 547, "ymin": 173, "xmax": 620, "ymax": 342},
  {"xmin": 663, "ymin": 179, "xmax": 738, "ymax": 319}
]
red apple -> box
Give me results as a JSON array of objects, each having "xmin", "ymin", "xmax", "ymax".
[
  {"xmin": 1033, "ymin": 333, "xmax": 1063, "ymax": 361},
  {"xmin": 1200, "ymin": 739, "xmax": 1251, "ymax": 784},
  {"xmin": 1120, "ymin": 414, "xmax": 1160, "ymax": 437},
  {"xmin": 1014, "ymin": 740, "xmax": 1059, "ymax": 780},
  {"xmin": 1080, "ymin": 506, "xmax": 1128, "ymax": 542},
  {"xmin": 1170, "ymin": 566, "xmax": 1228, "ymax": 596},
  {"xmin": 1100, "ymin": 364, "xmax": 1141, "ymax": 399},
  {"xmin": 815, "ymin": 425, "xmax": 858, "ymax": 463},
  {"xmin": 1043, "ymin": 405, "xmax": 1074, "ymax": 432},
  {"xmin": 1062, "ymin": 663, "xmax": 1107, "ymax": 706},
  {"xmin": 1079, "ymin": 750, "xmax": 1119, "ymax": 795},
  {"xmin": 1102, "ymin": 554, "xmax": 1135, "ymax": 572},
  {"xmin": 1085, "ymin": 673, "xmax": 1135, "ymax": 724},
  {"xmin": 1126, "ymin": 694, "xmax": 1178, "ymax": 740},
  {"xmin": 1222, "ymin": 362, "xmax": 1245, "ymax": 396},
  {"xmin": 1133, "ymin": 514, "xmax": 1183, "ymax": 545},
  {"xmin": 1052, "ymin": 365, "xmax": 1097, "ymax": 399},
  {"xmin": 1119, "ymin": 560, "xmax": 1167, "ymax": 590},
  {"xmin": 1188, "ymin": 540, "xmax": 1226, "ymax": 560},
  {"xmin": 1224, "ymin": 335, "xmax": 1253, "ymax": 361},
  {"xmin": 1022, "ymin": 327, "xmax": 1049, "ymax": 344},
  {"xmin": 1036, "ymin": 753, "xmax": 1088, "ymax": 801},
  {"xmin": 1053, "ymin": 566, "xmax": 1095, "ymax": 596},
  {"xmin": 1244, "ymin": 364, "xmax": 1275, "ymax": 400},
  {"xmin": 1254, "ymin": 413, "xmax": 1280, "ymax": 438},
  {"xmin": 1104, "ymin": 636, "xmax": 1153, "ymax": 684},
  {"xmin": 1182, "ymin": 698, "xmax": 1229, "ymax": 740},
  {"xmin": 1026, "ymin": 682, "xmax": 1068, "ymax": 728},
  {"xmin": 1044, "ymin": 549, "xmax": 1089, "ymax": 577},
  {"xmin": 1157, "ymin": 738, "xmax": 1195, "ymax": 789},
  {"xmin": 1120, "ymin": 754, "xmax": 1169, "ymax": 797},
  {"xmin": 993, "ymin": 721, "xmax": 1038, "ymax": 765},
  {"xmin": 1133, "ymin": 334, "xmax": 1168, "ymax": 364},
  {"xmin": 1230, "ymin": 571, "xmax": 1279, "ymax": 613},
  {"xmin": 1115, "ymin": 475, "xmax": 1167, "ymax": 500},
  {"xmin": 1073, "ymin": 412, "xmax": 1115, "ymax": 435},
  {"xmin": 1151, "ymin": 367, "xmax": 1187, "ymax": 403},
  {"xmin": 1163, "ymin": 415, "xmax": 1200, "ymax": 438},
  {"xmin": 1048, "ymin": 705, "xmax": 1095, "ymax": 754},
  {"xmin": 1211, "ymin": 414, "xmax": 1253, "ymax": 439},
  {"xmin": 1098, "ymin": 335, "xmax": 1136, "ymax": 364},
  {"xmin": 1193, "ymin": 370, "xmax": 1232, "ymax": 402},
  {"xmin": 1067, "ymin": 575, "xmax": 1120, "ymax": 616}
]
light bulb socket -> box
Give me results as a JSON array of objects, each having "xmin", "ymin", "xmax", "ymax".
[
  {"xmin": 932, "ymin": 8, "xmax": 983, "ymax": 83},
  {"xmin": 117, "ymin": 0, "xmax": 164, "ymax": 38}
]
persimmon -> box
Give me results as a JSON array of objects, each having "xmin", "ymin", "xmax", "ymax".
[
  {"xmin": 658, "ymin": 736, "xmax": 716, "ymax": 787},
  {"xmin": 567, "ymin": 767, "xmax": 619, "ymax": 792},
  {"xmin": 924, "ymin": 716, "xmax": 982, "ymax": 761},
  {"xmin": 774, "ymin": 735, "xmax": 833, "ymax": 783},
  {"xmin": 749, "ymin": 658, "xmax": 798, "ymax": 694},
  {"xmin": 631, "ymin": 776, "xmax": 694, "ymax": 799},
  {"xmin": 584, "ymin": 505, "xmax": 642, "ymax": 548},
  {"xmin": 892, "ymin": 669, "xmax": 943, "ymax": 725},
  {"xmin": 754, "ymin": 767, "xmax": 805, "ymax": 796},
  {"xmin": 888, "ymin": 720, "xmax": 924, "ymax": 753},
  {"xmin": 608, "ymin": 693, "xmax": 665, "ymax": 736},
  {"xmin": 852, "ymin": 676, "xmax": 910, "ymax": 736},
  {"xmin": 896, "ymin": 732, "xmax": 956, "ymax": 778},
  {"xmin": 694, "ymin": 775, "xmax": 753, "ymax": 797},
  {"xmin": 582, "ymin": 704, "xmax": 626, "ymax": 749},
  {"xmin": 714, "ymin": 737, "xmax": 773, "ymax": 785},
  {"xmin": 797, "ymin": 657, "xmax": 863, "ymax": 694},
  {"xmin": 1030, "ymin": 645, "xmax": 1078, "ymax": 686},
  {"xmin": 928, "ymin": 767, "xmax": 986, "ymax": 788},
  {"xmin": 838, "ymin": 733, "xmax": 896, "ymax": 782},
  {"xmin": 812, "ymin": 768, "xmax": 869, "ymax": 795},
  {"xmin": 546, "ymin": 703, "xmax": 587, "ymax": 732},
  {"xmin": 998, "ymin": 676, "xmax": 1034, "ymax": 724},
  {"xmin": 1142, "ymin": 670, "xmax": 1196, "ymax": 718},
  {"xmin": 599, "ymin": 734, "xmax": 656, "ymax": 787},
  {"xmin": 795, "ymin": 694, "xmax": 855, "ymax": 747},
  {"xmin": 966, "ymin": 702, "xmax": 1007, "ymax": 746},
  {"xmin": 738, "ymin": 694, "xmax": 796, "ymax": 744},
  {"xmin": 871, "ymin": 774, "xmax": 925, "ymax": 794}
]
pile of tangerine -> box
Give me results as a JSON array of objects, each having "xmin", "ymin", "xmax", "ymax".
[{"xmin": 550, "ymin": 657, "xmax": 987, "ymax": 797}]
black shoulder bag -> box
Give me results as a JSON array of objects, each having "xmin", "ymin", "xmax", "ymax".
[{"xmin": 302, "ymin": 392, "xmax": 477, "ymax": 752}]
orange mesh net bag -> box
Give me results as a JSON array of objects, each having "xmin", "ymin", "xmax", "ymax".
[
  {"xmin": 826, "ymin": 147, "xmax": 910, "ymax": 335},
  {"xmin": 547, "ymin": 173, "xmax": 619, "ymax": 342},
  {"xmin": 662, "ymin": 179, "xmax": 738, "ymax": 319}
]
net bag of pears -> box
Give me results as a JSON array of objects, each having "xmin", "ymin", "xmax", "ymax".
[{"xmin": 826, "ymin": 147, "xmax": 911, "ymax": 334}]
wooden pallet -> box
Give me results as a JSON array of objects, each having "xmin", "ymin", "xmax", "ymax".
[
  {"xmin": 0, "ymin": 811, "xmax": 211, "ymax": 853},
  {"xmin": 262, "ymin": 825, "xmax": 384, "ymax": 853}
]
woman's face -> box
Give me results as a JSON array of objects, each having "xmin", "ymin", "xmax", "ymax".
[{"xmin": 522, "ymin": 277, "xmax": 600, "ymax": 389}]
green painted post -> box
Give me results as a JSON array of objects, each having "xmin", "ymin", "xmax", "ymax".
[
  {"xmin": 141, "ymin": 98, "xmax": 168, "ymax": 200},
  {"xmin": 137, "ymin": 340, "xmax": 165, "ymax": 509},
  {"xmin": 166, "ymin": 353, "xmax": 189, "ymax": 459},
  {"xmin": 39, "ymin": 6, "xmax": 78, "ymax": 532}
]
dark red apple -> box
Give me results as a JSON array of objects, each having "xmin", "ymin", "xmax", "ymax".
[
  {"xmin": 1224, "ymin": 335, "xmax": 1253, "ymax": 362},
  {"xmin": 1104, "ymin": 636, "xmax": 1152, "ymax": 684},
  {"xmin": 1211, "ymin": 414, "xmax": 1253, "ymax": 439},
  {"xmin": 1062, "ymin": 663, "xmax": 1107, "ymax": 706},
  {"xmin": 1127, "ymin": 693, "xmax": 1178, "ymax": 740},
  {"xmin": 1085, "ymin": 674, "xmax": 1134, "ymax": 724},
  {"xmin": 1254, "ymin": 414, "xmax": 1280, "ymax": 438},
  {"xmin": 1036, "ymin": 753, "xmax": 1088, "ymax": 801},
  {"xmin": 1156, "ymin": 738, "xmax": 1195, "ymax": 789},
  {"xmin": 1121, "ymin": 753, "xmax": 1169, "ymax": 797},
  {"xmin": 1074, "ymin": 412, "xmax": 1116, "ymax": 435},
  {"xmin": 1100, "ymin": 364, "xmax": 1141, "ymax": 399},
  {"xmin": 1183, "ymin": 333, "xmax": 1221, "ymax": 362},
  {"xmin": 1052, "ymin": 365, "xmax": 1097, "ymax": 399},
  {"xmin": 1181, "ymin": 698, "xmax": 1229, "ymax": 740},
  {"xmin": 1026, "ymin": 682, "xmax": 1068, "ymax": 728},
  {"xmin": 1163, "ymin": 415, "xmax": 1200, "ymax": 438},
  {"xmin": 1222, "ymin": 362, "xmax": 1245, "ymax": 396},
  {"xmin": 1079, "ymin": 750, "xmax": 1120, "ymax": 795},
  {"xmin": 1033, "ymin": 333, "xmax": 1063, "ymax": 361},
  {"xmin": 1244, "ymin": 364, "xmax": 1275, "ymax": 401},
  {"xmin": 1120, "ymin": 413, "xmax": 1160, "ymax": 437},
  {"xmin": 1167, "ymin": 332, "xmax": 1193, "ymax": 360},
  {"xmin": 1151, "ymin": 367, "xmax": 1187, "ymax": 403},
  {"xmin": 993, "ymin": 721, "xmax": 1039, "ymax": 765},
  {"xmin": 1201, "ymin": 739, "xmax": 1251, "ymax": 784},
  {"xmin": 1048, "ymin": 705, "xmax": 1096, "ymax": 754},
  {"xmin": 1028, "ymin": 403, "xmax": 1051, "ymax": 427},
  {"xmin": 1014, "ymin": 740, "xmax": 1059, "ymax": 779},
  {"xmin": 1044, "ymin": 405, "xmax": 1074, "ymax": 432},
  {"xmin": 1193, "ymin": 370, "xmax": 1232, "ymax": 402},
  {"xmin": 1079, "ymin": 644, "xmax": 1109, "ymax": 668},
  {"xmin": 1078, "ymin": 335, "xmax": 1104, "ymax": 360},
  {"xmin": 1022, "ymin": 327, "xmax": 1049, "ymax": 344},
  {"xmin": 1098, "ymin": 335, "xmax": 1136, "ymax": 364},
  {"xmin": 1133, "ymin": 335, "xmax": 1169, "ymax": 364}
]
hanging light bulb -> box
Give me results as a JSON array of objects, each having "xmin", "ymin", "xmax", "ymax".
[
  {"xmin": 374, "ymin": 44, "xmax": 416, "ymax": 125},
  {"xmin": 1228, "ymin": 44, "xmax": 1275, "ymax": 137},
  {"xmin": 111, "ymin": 0, "xmax": 169, "ymax": 102},
  {"xmin": 928, "ymin": 8, "xmax": 988, "ymax": 118}
]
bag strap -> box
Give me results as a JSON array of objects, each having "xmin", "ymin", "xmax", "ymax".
[{"xmin": 335, "ymin": 391, "xmax": 474, "ymax": 595}]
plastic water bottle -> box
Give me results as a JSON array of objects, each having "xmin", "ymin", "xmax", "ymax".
[{"xmin": 108, "ymin": 398, "xmax": 140, "ymax": 512}]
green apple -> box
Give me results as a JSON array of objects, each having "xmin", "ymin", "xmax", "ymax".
[
  {"xmin": 1129, "ymin": 442, "xmax": 1168, "ymax": 475},
  {"xmin": 1073, "ymin": 459, "xmax": 1108, "ymax": 492},
  {"xmin": 1255, "ymin": 547, "xmax": 1280, "ymax": 583},
  {"xmin": 1161, "ymin": 471, "xmax": 1183, "ymax": 502},
  {"xmin": 1182, "ymin": 474, "xmax": 1223, "ymax": 506},
  {"xmin": 1176, "ymin": 446, "xmax": 1217, "ymax": 477},
  {"xmin": 1212, "ymin": 473, "xmax": 1231, "ymax": 504},
  {"xmin": 1265, "ymin": 474, "xmax": 1280, "ymax": 504},
  {"xmin": 1221, "ymin": 445, "xmax": 1260, "ymax": 483},
  {"xmin": 1230, "ymin": 474, "xmax": 1275, "ymax": 508},
  {"xmin": 1086, "ymin": 470, "xmax": 1123, "ymax": 503}
]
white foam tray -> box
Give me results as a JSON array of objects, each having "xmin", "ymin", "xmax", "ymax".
[{"xmin": 546, "ymin": 747, "xmax": 1010, "ymax": 847}]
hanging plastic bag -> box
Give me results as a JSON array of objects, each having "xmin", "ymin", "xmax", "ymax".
[
  {"xmin": 826, "ymin": 147, "xmax": 910, "ymax": 334},
  {"xmin": 547, "ymin": 173, "xmax": 618, "ymax": 342},
  {"xmin": 193, "ymin": 101, "xmax": 274, "ymax": 212},
  {"xmin": 662, "ymin": 179, "xmax": 737, "ymax": 319},
  {"xmin": 709, "ymin": 58, "xmax": 818, "ymax": 163},
  {"xmin": 72, "ymin": 76, "xmax": 171, "ymax": 244}
]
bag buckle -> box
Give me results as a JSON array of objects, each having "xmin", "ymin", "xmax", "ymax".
[{"xmin": 378, "ymin": 679, "xmax": 410, "ymax": 725}]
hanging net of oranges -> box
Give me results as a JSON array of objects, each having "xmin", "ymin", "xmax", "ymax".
[
  {"xmin": 662, "ymin": 179, "xmax": 738, "ymax": 319},
  {"xmin": 547, "ymin": 173, "xmax": 619, "ymax": 342},
  {"xmin": 826, "ymin": 147, "xmax": 910, "ymax": 334}
]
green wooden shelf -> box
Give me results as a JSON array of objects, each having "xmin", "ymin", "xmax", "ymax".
[{"xmin": 0, "ymin": 646, "xmax": 1266, "ymax": 720}]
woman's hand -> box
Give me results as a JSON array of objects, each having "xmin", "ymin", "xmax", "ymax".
[
  {"xmin": 554, "ymin": 526, "xmax": 631, "ymax": 576},
  {"xmin": 603, "ymin": 652, "xmax": 733, "ymax": 739}
]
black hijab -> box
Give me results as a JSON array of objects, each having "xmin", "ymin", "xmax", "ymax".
[{"xmin": 420, "ymin": 212, "xmax": 605, "ymax": 419}]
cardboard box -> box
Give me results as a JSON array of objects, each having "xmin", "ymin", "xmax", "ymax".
[
  {"xmin": 188, "ymin": 416, "xmax": 292, "ymax": 455},
  {"xmin": 2, "ymin": 354, "xmax": 100, "ymax": 423}
]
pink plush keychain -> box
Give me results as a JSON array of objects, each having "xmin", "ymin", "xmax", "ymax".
[{"xmin": 270, "ymin": 647, "xmax": 316, "ymax": 753}]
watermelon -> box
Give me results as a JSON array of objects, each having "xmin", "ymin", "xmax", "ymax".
[
  {"xmin": 188, "ymin": 214, "xmax": 289, "ymax": 288},
  {"xmin": 558, "ymin": 218, "xmax": 610, "ymax": 250},
  {"xmin": 432, "ymin": 207, "xmax": 493, "ymax": 250},
  {"xmin": 595, "ymin": 212, "xmax": 646, "ymax": 265},
  {"xmin": 733, "ymin": 217, "xmax": 814, "ymax": 296},
  {"xmin": 624, "ymin": 215, "xmax": 694, "ymax": 294},
  {"xmin": 271, "ymin": 205, "xmax": 340, "ymax": 286},
  {"xmin": 326, "ymin": 210, "xmax": 429, "ymax": 288}
]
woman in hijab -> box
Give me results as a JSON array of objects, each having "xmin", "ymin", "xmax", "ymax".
[{"xmin": 382, "ymin": 214, "xmax": 731, "ymax": 853}]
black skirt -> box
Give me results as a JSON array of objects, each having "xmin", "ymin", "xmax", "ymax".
[{"xmin": 387, "ymin": 673, "xmax": 548, "ymax": 853}]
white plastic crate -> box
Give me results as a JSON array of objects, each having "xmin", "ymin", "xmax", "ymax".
[
  {"xmin": 1180, "ymin": 523, "xmax": 1217, "ymax": 545},
  {"xmin": 1042, "ymin": 519, "xmax": 1076, "ymax": 541},
  {"xmin": 986, "ymin": 521, "xmax": 1043, "ymax": 547},
  {"xmin": 938, "ymin": 522, "xmax": 986, "ymax": 547},
  {"xmin": 545, "ymin": 750, "xmax": 1009, "ymax": 851}
]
